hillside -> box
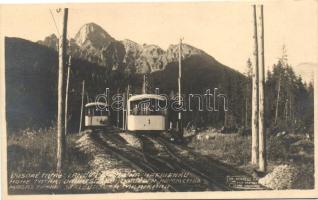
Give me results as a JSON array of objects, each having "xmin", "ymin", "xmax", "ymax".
[
  {"xmin": 7, "ymin": 30, "xmax": 245, "ymax": 130},
  {"xmin": 6, "ymin": 37, "xmax": 58, "ymax": 129},
  {"xmin": 5, "ymin": 37, "xmax": 114, "ymax": 130}
]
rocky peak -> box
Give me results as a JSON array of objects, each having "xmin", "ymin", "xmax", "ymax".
[
  {"xmin": 121, "ymin": 39, "xmax": 142, "ymax": 52},
  {"xmin": 166, "ymin": 43, "xmax": 205, "ymax": 62},
  {"xmin": 136, "ymin": 44, "xmax": 167, "ymax": 73},
  {"xmin": 74, "ymin": 23, "xmax": 115, "ymax": 50},
  {"xmin": 37, "ymin": 23, "xmax": 216, "ymax": 74}
]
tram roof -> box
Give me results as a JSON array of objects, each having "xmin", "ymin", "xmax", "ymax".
[
  {"xmin": 128, "ymin": 94, "xmax": 166, "ymax": 102},
  {"xmin": 85, "ymin": 102, "xmax": 109, "ymax": 107}
]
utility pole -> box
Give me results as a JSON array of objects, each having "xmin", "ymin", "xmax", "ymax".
[
  {"xmin": 79, "ymin": 80, "xmax": 85, "ymax": 133},
  {"xmin": 258, "ymin": 5, "xmax": 266, "ymax": 172},
  {"xmin": 117, "ymin": 88, "xmax": 120, "ymax": 128},
  {"xmin": 177, "ymin": 38, "xmax": 183, "ymax": 137},
  {"xmin": 126, "ymin": 84, "xmax": 130, "ymax": 131},
  {"xmin": 57, "ymin": 8, "xmax": 68, "ymax": 173},
  {"xmin": 251, "ymin": 5, "xmax": 259, "ymax": 165},
  {"xmin": 224, "ymin": 108, "xmax": 228, "ymax": 128},
  {"xmin": 245, "ymin": 95, "xmax": 248, "ymax": 128},
  {"xmin": 284, "ymin": 99, "xmax": 289, "ymax": 120},
  {"xmin": 122, "ymin": 92, "xmax": 126, "ymax": 130},
  {"xmin": 274, "ymin": 73, "xmax": 281, "ymax": 125},
  {"xmin": 314, "ymin": 65, "xmax": 318, "ymax": 176},
  {"xmin": 142, "ymin": 74, "xmax": 146, "ymax": 94},
  {"xmin": 65, "ymin": 55, "xmax": 71, "ymax": 135},
  {"xmin": 142, "ymin": 74, "xmax": 151, "ymax": 94},
  {"xmin": 245, "ymin": 59, "xmax": 252, "ymax": 129}
]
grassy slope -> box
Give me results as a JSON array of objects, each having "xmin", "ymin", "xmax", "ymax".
[
  {"xmin": 188, "ymin": 129, "xmax": 314, "ymax": 189},
  {"xmin": 7, "ymin": 127, "xmax": 90, "ymax": 177}
]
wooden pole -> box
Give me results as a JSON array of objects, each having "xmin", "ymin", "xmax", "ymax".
[
  {"xmin": 258, "ymin": 5, "xmax": 266, "ymax": 172},
  {"xmin": 142, "ymin": 74, "xmax": 147, "ymax": 94},
  {"xmin": 122, "ymin": 92, "xmax": 125, "ymax": 130},
  {"xmin": 224, "ymin": 109, "xmax": 228, "ymax": 128},
  {"xmin": 79, "ymin": 80, "xmax": 85, "ymax": 133},
  {"xmin": 314, "ymin": 63, "xmax": 318, "ymax": 184},
  {"xmin": 126, "ymin": 85, "xmax": 130, "ymax": 130},
  {"xmin": 274, "ymin": 73, "xmax": 281, "ymax": 124},
  {"xmin": 251, "ymin": 5, "xmax": 259, "ymax": 165},
  {"xmin": 117, "ymin": 88, "xmax": 120, "ymax": 128},
  {"xmin": 245, "ymin": 59, "xmax": 252, "ymax": 129},
  {"xmin": 64, "ymin": 55, "xmax": 71, "ymax": 135},
  {"xmin": 57, "ymin": 8, "xmax": 68, "ymax": 173},
  {"xmin": 178, "ymin": 38, "xmax": 183, "ymax": 137},
  {"xmin": 289, "ymin": 93, "xmax": 292, "ymax": 123},
  {"xmin": 245, "ymin": 95, "xmax": 248, "ymax": 129},
  {"xmin": 146, "ymin": 74, "xmax": 149, "ymax": 93}
]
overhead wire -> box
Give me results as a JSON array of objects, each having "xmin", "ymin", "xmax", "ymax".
[{"xmin": 49, "ymin": 8, "xmax": 61, "ymax": 38}]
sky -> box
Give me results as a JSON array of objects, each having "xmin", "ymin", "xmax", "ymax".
[{"xmin": 1, "ymin": 0, "xmax": 318, "ymax": 74}]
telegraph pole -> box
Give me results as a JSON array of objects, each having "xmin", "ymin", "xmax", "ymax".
[
  {"xmin": 315, "ymin": 62, "xmax": 318, "ymax": 182},
  {"xmin": 245, "ymin": 59, "xmax": 252, "ymax": 129},
  {"xmin": 142, "ymin": 74, "xmax": 146, "ymax": 94},
  {"xmin": 122, "ymin": 92, "xmax": 126, "ymax": 130},
  {"xmin": 258, "ymin": 5, "xmax": 266, "ymax": 172},
  {"xmin": 126, "ymin": 84, "xmax": 130, "ymax": 130},
  {"xmin": 274, "ymin": 73, "xmax": 281, "ymax": 124},
  {"xmin": 57, "ymin": 8, "xmax": 68, "ymax": 173},
  {"xmin": 177, "ymin": 38, "xmax": 183, "ymax": 137},
  {"xmin": 79, "ymin": 80, "xmax": 85, "ymax": 133},
  {"xmin": 251, "ymin": 5, "xmax": 259, "ymax": 165},
  {"xmin": 117, "ymin": 88, "xmax": 120, "ymax": 128},
  {"xmin": 65, "ymin": 55, "xmax": 71, "ymax": 135}
]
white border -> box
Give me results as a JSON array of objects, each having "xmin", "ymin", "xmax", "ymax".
[{"xmin": 1, "ymin": 1, "xmax": 318, "ymax": 199}]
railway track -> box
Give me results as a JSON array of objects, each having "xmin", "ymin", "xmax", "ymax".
[
  {"xmin": 134, "ymin": 134, "xmax": 184, "ymax": 172},
  {"xmin": 151, "ymin": 134, "xmax": 266, "ymax": 191},
  {"xmin": 90, "ymin": 129, "xmax": 179, "ymax": 192},
  {"xmin": 88, "ymin": 128, "xmax": 264, "ymax": 191},
  {"xmin": 141, "ymin": 134, "xmax": 230, "ymax": 191},
  {"xmin": 134, "ymin": 134, "xmax": 217, "ymax": 191}
]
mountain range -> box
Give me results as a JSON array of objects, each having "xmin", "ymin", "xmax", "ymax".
[
  {"xmin": 38, "ymin": 22, "xmax": 235, "ymax": 74},
  {"xmin": 6, "ymin": 22, "xmax": 246, "ymax": 130},
  {"xmin": 5, "ymin": 22, "xmax": 314, "ymax": 133}
]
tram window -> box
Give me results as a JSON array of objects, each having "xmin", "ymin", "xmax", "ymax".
[
  {"xmin": 132, "ymin": 104, "xmax": 139, "ymax": 115},
  {"xmin": 86, "ymin": 107, "xmax": 94, "ymax": 116},
  {"xmin": 86, "ymin": 105, "xmax": 109, "ymax": 116},
  {"xmin": 98, "ymin": 110, "xmax": 107, "ymax": 116},
  {"xmin": 130, "ymin": 99, "xmax": 166, "ymax": 115},
  {"xmin": 95, "ymin": 108, "xmax": 107, "ymax": 116}
]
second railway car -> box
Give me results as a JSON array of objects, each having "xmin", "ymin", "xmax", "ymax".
[
  {"xmin": 85, "ymin": 102, "xmax": 110, "ymax": 129},
  {"xmin": 127, "ymin": 94, "xmax": 168, "ymax": 133}
]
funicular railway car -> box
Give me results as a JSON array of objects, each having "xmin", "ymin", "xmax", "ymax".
[
  {"xmin": 85, "ymin": 102, "xmax": 110, "ymax": 129},
  {"xmin": 127, "ymin": 94, "xmax": 168, "ymax": 133}
]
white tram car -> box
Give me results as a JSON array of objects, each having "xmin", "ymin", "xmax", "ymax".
[
  {"xmin": 127, "ymin": 94, "xmax": 168, "ymax": 132},
  {"xmin": 85, "ymin": 102, "xmax": 110, "ymax": 128}
]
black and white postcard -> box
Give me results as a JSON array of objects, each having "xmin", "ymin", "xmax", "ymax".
[{"xmin": 1, "ymin": 1, "xmax": 317, "ymax": 199}]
